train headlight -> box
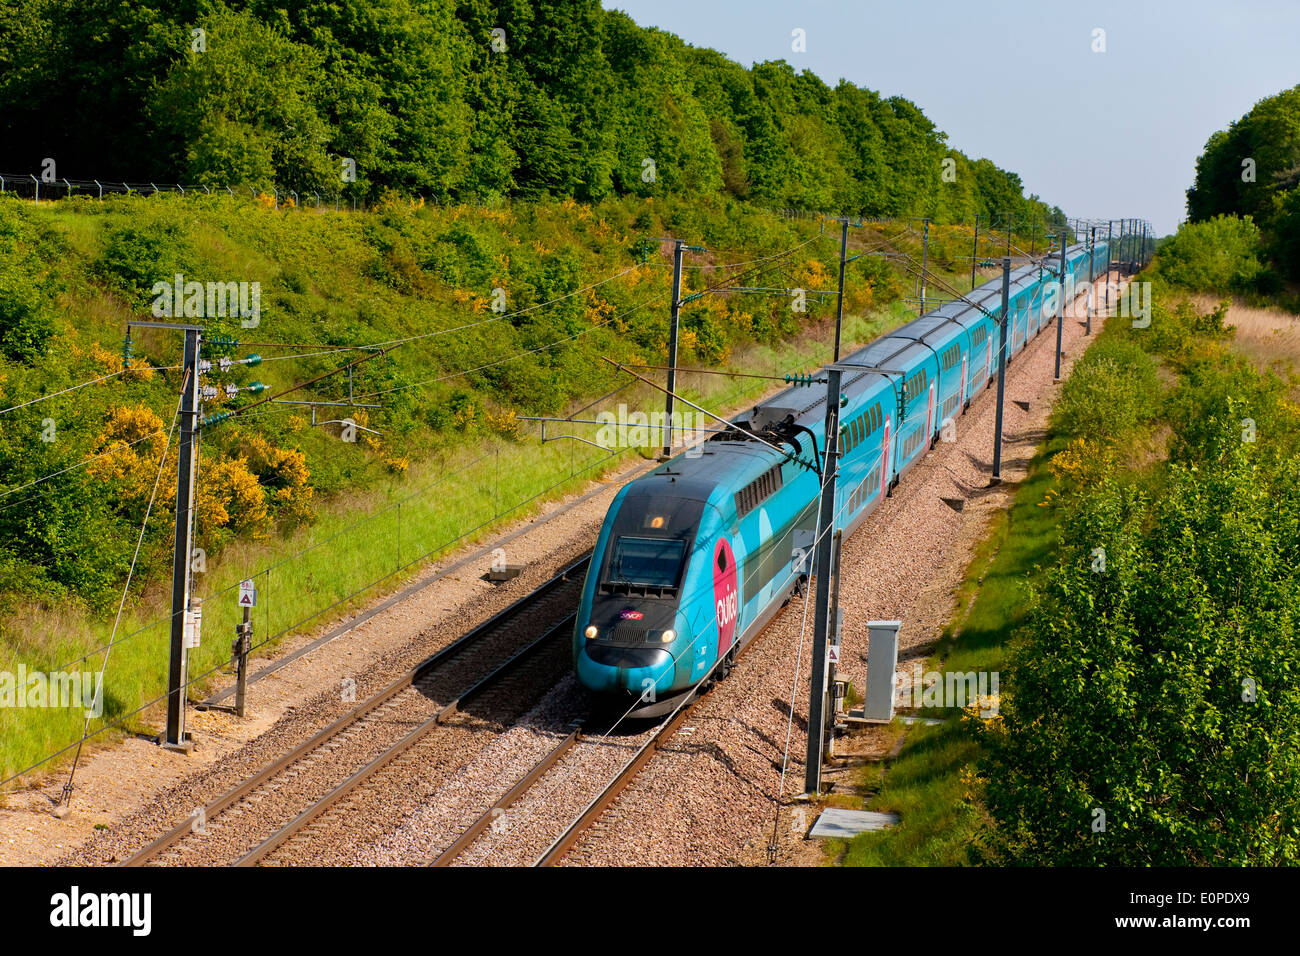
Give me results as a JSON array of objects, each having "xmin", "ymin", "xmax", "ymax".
[
  {"xmin": 584, "ymin": 625, "xmax": 598, "ymax": 640},
  {"xmin": 660, "ymin": 629, "xmax": 676, "ymax": 643}
]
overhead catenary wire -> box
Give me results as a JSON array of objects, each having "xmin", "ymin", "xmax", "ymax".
[
  {"xmin": 351, "ymin": 288, "xmax": 675, "ymax": 401},
  {"xmin": 0, "ymin": 361, "xmax": 185, "ymax": 417},
  {"xmin": 0, "ymin": 369, "xmax": 131, "ymax": 416},
  {"xmin": 677, "ymin": 231, "xmax": 826, "ymax": 271}
]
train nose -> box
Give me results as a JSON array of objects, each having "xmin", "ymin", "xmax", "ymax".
[{"xmin": 577, "ymin": 644, "xmax": 675, "ymax": 695}]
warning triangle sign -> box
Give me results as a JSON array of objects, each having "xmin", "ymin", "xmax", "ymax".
[{"xmin": 239, "ymin": 592, "xmax": 253, "ymax": 606}]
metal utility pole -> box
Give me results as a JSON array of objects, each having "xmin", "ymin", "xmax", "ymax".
[
  {"xmin": 1005, "ymin": 212, "xmax": 1013, "ymax": 257},
  {"xmin": 804, "ymin": 367, "xmax": 842, "ymax": 796},
  {"xmin": 1106, "ymin": 220, "xmax": 1113, "ymax": 313},
  {"xmin": 1054, "ymin": 231, "xmax": 1066, "ymax": 381},
  {"xmin": 990, "ymin": 259, "xmax": 1011, "ymax": 484},
  {"xmin": 919, "ymin": 218, "xmax": 930, "ymax": 313},
  {"xmin": 1087, "ymin": 226, "xmax": 1096, "ymax": 335},
  {"xmin": 834, "ymin": 218, "xmax": 848, "ymax": 361},
  {"xmin": 663, "ymin": 239, "xmax": 685, "ymax": 459},
  {"xmin": 970, "ymin": 214, "xmax": 979, "ymax": 289},
  {"xmin": 165, "ymin": 325, "xmax": 202, "ymax": 750}
]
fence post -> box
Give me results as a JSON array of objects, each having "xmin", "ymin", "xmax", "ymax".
[
  {"xmin": 94, "ymin": 180, "xmax": 102, "ymax": 200},
  {"xmin": 31, "ymin": 174, "xmax": 38, "ymax": 204}
]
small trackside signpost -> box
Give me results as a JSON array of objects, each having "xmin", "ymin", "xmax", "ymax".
[{"xmin": 234, "ymin": 579, "xmax": 256, "ymax": 717}]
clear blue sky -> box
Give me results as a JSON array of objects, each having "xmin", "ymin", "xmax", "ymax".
[{"xmin": 606, "ymin": 0, "xmax": 1300, "ymax": 236}]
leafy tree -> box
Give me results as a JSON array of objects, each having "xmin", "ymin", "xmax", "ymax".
[
  {"xmin": 149, "ymin": 5, "xmax": 335, "ymax": 192},
  {"xmin": 1148, "ymin": 215, "xmax": 1270, "ymax": 294},
  {"xmin": 0, "ymin": 0, "xmax": 1065, "ymax": 223},
  {"xmin": 1186, "ymin": 84, "xmax": 1300, "ymax": 279},
  {"xmin": 982, "ymin": 420, "xmax": 1300, "ymax": 865}
]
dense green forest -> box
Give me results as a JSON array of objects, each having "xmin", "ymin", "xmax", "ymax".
[
  {"xmin": 0, "ymin": 0, "xmax": 1064, "ymax": 229},
  {"xmin": 1186, "ymin": 83, "xmax": 1300, "ymax": 283}
]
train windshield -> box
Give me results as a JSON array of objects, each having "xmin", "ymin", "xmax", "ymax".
[
  {"xmin": 599, "ymin": 492, "xmax": 704, "ymax": 595},
  {"xmin": 607, "ymin": 536, "xmax": 687, "ymax": 588}
]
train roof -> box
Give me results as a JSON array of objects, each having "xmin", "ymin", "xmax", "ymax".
[
  {"xmin": 646, "ymin": 242, "xmax": 1098, "ymax": 498},
  {"xmin": 740, "ymin": 246, "xmax": 1086, "ymax": 427}
]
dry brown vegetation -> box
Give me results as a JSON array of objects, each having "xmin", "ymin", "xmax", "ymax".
[{"xmin": 1190, "ymin": 293, "xmax": 1300, "ymax": 385}]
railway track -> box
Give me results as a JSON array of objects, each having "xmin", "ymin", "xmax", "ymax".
[
  {"xmin": 122, "ymin": 554, "xmax": 589, "ymax": 867},
  {"xmin": 428, "ymin": 625, "xmax": 761, "ymax": 867}
]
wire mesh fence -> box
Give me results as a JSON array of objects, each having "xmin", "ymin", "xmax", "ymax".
[{"xmin": 0, "ymin": 172, "xmax": 364, "ymax": 210}]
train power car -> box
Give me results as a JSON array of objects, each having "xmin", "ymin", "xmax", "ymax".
[{"xmin": 574, "ymin": 241, "xmax": 1104, "ymax": 716}]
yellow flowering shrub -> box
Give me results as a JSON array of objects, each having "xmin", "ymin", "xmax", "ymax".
[
  {"xmin": 199, "ymin": 457, "xmax": 269, "ymax": 536},
  {"xmin": 485, "ymin": 407, "xmax": 522, "ymax": 440},
  {"xmin": 88, "ymin": 405, "xmax": 168, "ymax": 506}
]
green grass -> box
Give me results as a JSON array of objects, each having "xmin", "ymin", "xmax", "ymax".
[{"xmin": 834, "ymin": 436, "xmax": 1065, "ymax": 866}]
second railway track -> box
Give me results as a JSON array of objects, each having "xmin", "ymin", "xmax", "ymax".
[
  {"xmin": 429, "ymin": 629, "xmax": 761, "ymax": 867},
  {"xmin": 123, "ymin": 554, "xmax": 590, "ymax": 867}
]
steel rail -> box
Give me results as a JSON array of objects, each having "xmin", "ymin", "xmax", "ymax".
[
  {"xmin": 121, "ymin": 553, "xmax": 589, "ymax": 867},
  {"xmin": 430, "ymin": 726, "xmax": 584, "ymax": 866},
  {"xmin": 533, "ymin": 697, "xmax": 701, "ymax": 867},
  {"xmin": 235, "ymin": 613, "xmax": 577, "ymax": 866}
]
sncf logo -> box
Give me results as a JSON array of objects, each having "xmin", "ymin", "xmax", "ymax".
[{"xmin": 619, "ymin": 609, "xmax": 643, "ymax": 620}]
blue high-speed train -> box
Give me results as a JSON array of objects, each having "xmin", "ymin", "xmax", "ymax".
[{"xmin": 574, "ymin": 240, "xmax": 1107, "ymax": 716}]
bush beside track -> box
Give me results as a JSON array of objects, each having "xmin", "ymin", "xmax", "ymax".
[{"xmin": 838, "ymin": 267, "xmax": 1300, "ymax": 866}]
